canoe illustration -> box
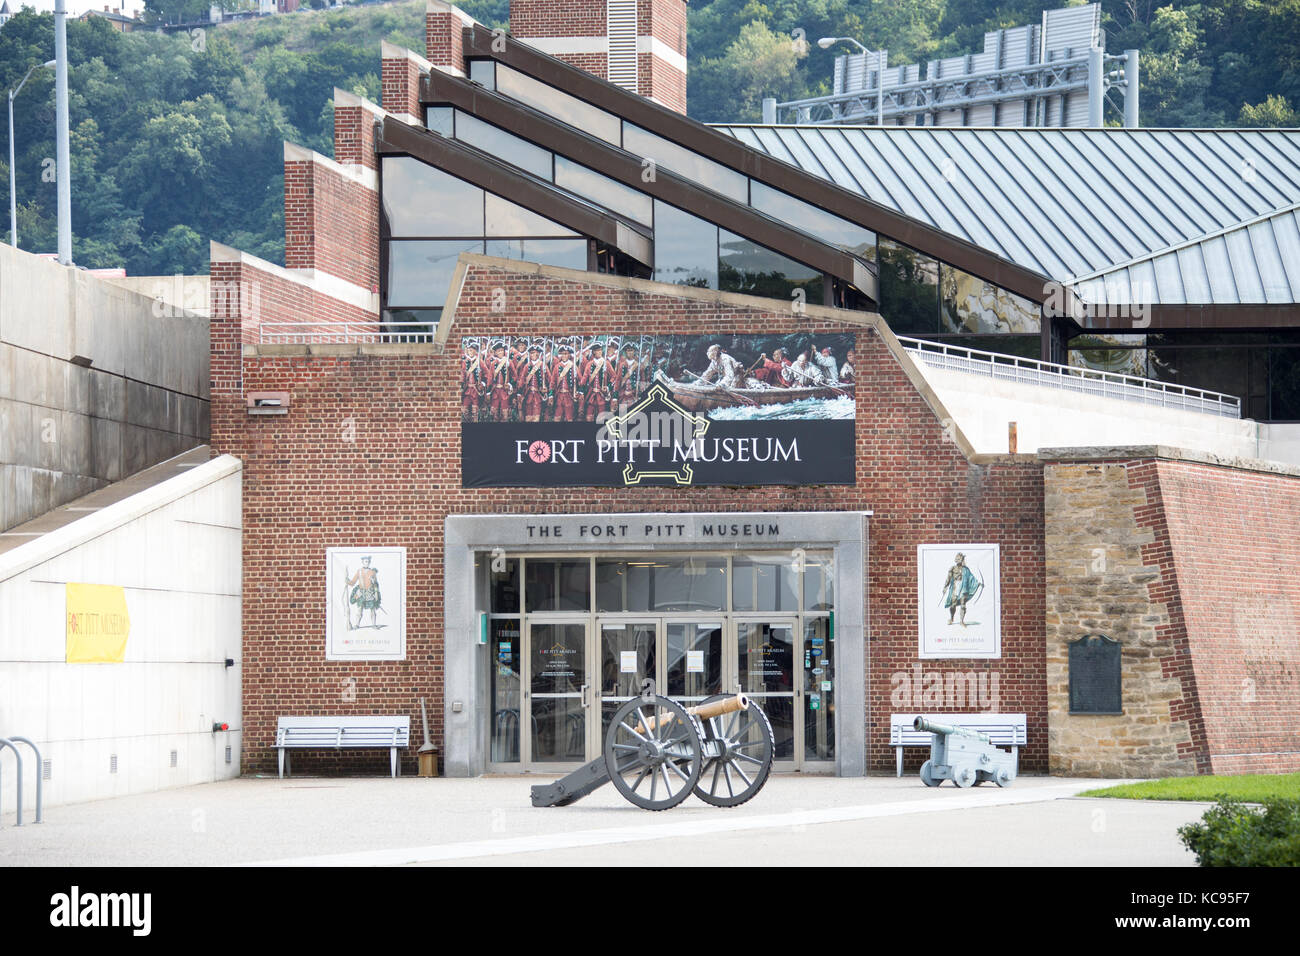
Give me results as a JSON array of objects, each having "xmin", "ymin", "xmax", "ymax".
[{"xmin": 656, "ymin": 372, "xmax": 854, "ymax": 412}]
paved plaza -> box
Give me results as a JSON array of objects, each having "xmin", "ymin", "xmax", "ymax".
[{"xmin": 0, "ymin": 774, "xmax": 1205, "ymax": 866}]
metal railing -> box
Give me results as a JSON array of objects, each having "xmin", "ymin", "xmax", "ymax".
[
  {"xmin": 898, "ymin": 336, "xmax": 1242, "ymax": 419},
  {"xmin": 775, "ymin": 54, "xmax": 1094, "ymax": 125},
  {"xmin": 0, "ymin": 735, "xmax": 43, "ymax": 827},
  {"xmin": 257, "ymin": 321, "xmax": 437, "ymax": 345}
]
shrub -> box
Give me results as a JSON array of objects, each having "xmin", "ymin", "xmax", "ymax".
[{"xmin": 1178, "ymin": 798, "xmax": 1300, "ymax": 866}]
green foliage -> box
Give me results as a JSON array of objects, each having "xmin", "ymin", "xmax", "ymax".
[
  {"xmin": 1177, "ymin": 798, "xmax": 1300, "ymax": 867},
  {"xmin": 1080, "ymin": 772, "xmax": 1300, "ymax": 801}
]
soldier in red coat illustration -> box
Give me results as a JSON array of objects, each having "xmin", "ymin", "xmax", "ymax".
[
  {"xmin": 461, "ymin": 343, "xmax": 488, "ymax": 422},
  {"xmin": 519, "ymin": 344, "xmax": 551, "ymax": 422},
  {"xmin": 486, "ymin": 341, "xmax": 515, "ymax": 422},
  {"xmin": 579, "ymin": 341, "xmax": 615, "ymax": 421},
  {"xmin": 550, "ymin": 345, "xmax": 580, "ymax": 422}
]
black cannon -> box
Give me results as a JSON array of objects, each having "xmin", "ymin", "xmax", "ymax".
[{"xmin": 530, "ymin": 684, "xmax": 775, "ymax": 811}]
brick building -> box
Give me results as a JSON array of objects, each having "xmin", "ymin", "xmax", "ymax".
[{"xmin": 208, "ymin": 0, "xmax": 1300, "ymax": 779}]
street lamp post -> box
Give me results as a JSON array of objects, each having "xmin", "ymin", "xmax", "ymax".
[
  {"xmin": 8, "ymin": 60, "xmax": 55, "ymax": 249},
  {"xmin": 818, "ymin": 36, "xmax": 886, "ymax": 126}
]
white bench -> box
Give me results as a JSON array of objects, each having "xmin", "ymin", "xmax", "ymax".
[
  {"xmin": 890, "ymin": 713, "xmax": 1027, "ymax": 777},
  {"xmin": 275, "ymin": 716, "xmax": 411, "ymax": 778}
]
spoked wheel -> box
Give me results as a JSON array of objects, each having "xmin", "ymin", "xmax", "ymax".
[
  {"xmin": 604, "ymin": 695, "xmax": 703, "ymax": 811},
  {"xmin": 692, "ymin": 694, "xmax": 775, "ymax": 807}
]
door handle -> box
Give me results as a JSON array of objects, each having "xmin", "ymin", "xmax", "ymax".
[{"xmin": 580, "ymin": 683, "xmax": 589, "ymax": 709}]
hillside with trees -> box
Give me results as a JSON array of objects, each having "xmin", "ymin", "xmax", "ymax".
[{"xmin": 1, "ymin": 0, "xmax": 1296, "ymax": 274}]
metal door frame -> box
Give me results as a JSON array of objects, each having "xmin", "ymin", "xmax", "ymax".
[
  {"xmin": 733, "ymin": 615, "xmax": 801, "ymax": 769},
  {"xmin": 521, "ymin": 615, "xmax": 590, "ymax": 773}
]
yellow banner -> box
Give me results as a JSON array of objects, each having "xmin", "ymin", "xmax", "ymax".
[{"xmin": 65, "ymin": 583, "xmax": 131, "ymax": 663}]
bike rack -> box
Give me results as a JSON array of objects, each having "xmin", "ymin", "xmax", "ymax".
[{"xmin": 0, "ymin": 736, "xmax": 44, "ymax": 827}]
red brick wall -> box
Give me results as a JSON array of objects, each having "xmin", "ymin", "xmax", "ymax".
[
  {"xmin": 283, "ymin": 158, "xmax": 379, "ymax": 293},
  {"xmin": 382, "ymin": 54, "xmax": 425, "ymax": 117},
  {"xmin": 212, "ymin": 262, "xmax": 1048, "ymax": 775},
  {"xmin": 333, "ymin": 104, "xmax": 378, "ymax": 170},
  {"xmin": 425, "ymin": 9, "xmax": 465, "ymax": 73},
  {"xmin": 511, "ymin": 0, "xmax": 606, "ymax": 38},
  {"xmin": 641, "ymin": 52, "xmax": 686, "ymax": 112},
  {"xmin": 1153, "ymin": 459, "xmax": 1300, "ymax": 773}
]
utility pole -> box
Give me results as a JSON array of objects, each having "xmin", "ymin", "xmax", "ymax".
[{"xmin": 54, "ymin": 0, "xmax": 72, "ymax": 265}]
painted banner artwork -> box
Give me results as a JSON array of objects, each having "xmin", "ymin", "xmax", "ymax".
[
  {"xmin": 460, "ymin": 332, "xmax": 856, "ymax": 487},
  {"xmin": 917, "ymin": 544, "xmax": 1002, "ymax": 659}
]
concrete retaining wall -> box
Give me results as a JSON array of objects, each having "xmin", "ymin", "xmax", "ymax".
[{"xmin": 0, "ymin": 245, "xmax": 210, "ymax": 531}]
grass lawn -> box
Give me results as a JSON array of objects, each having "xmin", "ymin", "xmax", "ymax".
[{"xmin": 1079, "ymin": 773, "xmax": 1300, "ymax": 802}]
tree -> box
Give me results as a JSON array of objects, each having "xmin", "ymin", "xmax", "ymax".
[{"xmin": 1239, "ymin": 94, "xmax": 1300, "ymax": 128}]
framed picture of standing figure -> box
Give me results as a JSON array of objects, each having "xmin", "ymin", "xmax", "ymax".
[
  {"xmin": 326, "ymin": 547, "xmax": 407, "ymax": 661},
  {"xmin": 917, "ymin": 544, "xmax": 1001, "ymax": 659}
]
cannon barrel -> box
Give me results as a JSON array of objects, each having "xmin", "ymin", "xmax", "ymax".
[
  {"xmin": 913, "ymin": 716, "xmax": 991, "ymax": 744},
  {"xmin": 636, "ymin": 693, "xmax": 749, "ymax": 734}
]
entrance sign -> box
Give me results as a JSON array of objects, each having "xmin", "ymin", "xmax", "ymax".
[
  {"xmin": 459, "ymin": 332, "xmax": 855, "ymax": 486},
  {"xmin": 917, "ymin": 544, "xmax": 1001, "ymax": 659},
  {"xmin": 326, "ymin": 547, "xmax": 407, "ymax": 660},
  {"xmin": 65, "ymin": 583, "xmax": 131, "ymax": 663}
]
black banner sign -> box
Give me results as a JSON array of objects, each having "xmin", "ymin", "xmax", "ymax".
[{"xmin": 459, "ymin": 332, "xmax": 856, "ymax": 487}]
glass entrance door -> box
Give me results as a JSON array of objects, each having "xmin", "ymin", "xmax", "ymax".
[
  {"xmin": 665, "ymin": 620, "xmax": 724, "ymax": 706},
  {"xmin": 526, "ymin": 620, "xmax": 588, "ymax": 768},
  {"xmin": 597, "ymin": 620, "xmax": 657, "ymax": 744},
  {"xmin": 736, "ymin": 620, "xmax": 797, "ymax": 764}
]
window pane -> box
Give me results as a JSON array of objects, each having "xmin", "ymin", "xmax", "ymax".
[
  {"xmin": 596, "ymin": 558, "xmax": 726, "ymax": 612},
  {"xmin": 554, "ymin": 156, "xmax": 653, "ymax": 225},
  {"xmin": 878, "ymin": 238, "xmax": 939, "ymax": 334},
  {"xmin": 425, "ymin": 106, "xmax": 453, "ymax": 137},
  {"xmin": 495, "ymin": 64, "xmax": 621, "ymax": 144},
  {"xmin": 1272, "ymin": 349, "xmax": 1300, "ymax": 420},
  {"xmin": 666, "ymin": 622, "xmax": 723, "ymax": 700},
  {"xmin": 455, "ymin": 111, "xmax": 553, "ymax": 180},
  {"xmin": 485, "ymin": 239, "xmax": 588, "ymax": 269},
  {"xmin": 653, "ymin": 201, "xmax": 717, "ymax": 288},
  {"xmin": 469, "ymin": 59, "xmax": 495, "ymax": 90},
  {"xmin": 525, "ymin": 559, "xmax": 591, "ymax": 612},
  {"xmin": 381, "ymin": 308, "xmax": 439, "ymax": 343},
  {"xmin": 489, "ymin": 618, "xmax": 521, "ymax": 762},
  {"xmin": 623, "ymin": 122, "xmax": 749, "ymax": 203},
  {"xmin": 382, "ymin": 157, "xmax": 484, "ymax": 237},
  {"xmin": 732, "ymin": 554, "xmax": 798, "ymax": 612},
  {"xmin": 484, "ymin": 194, "xmax": 578, "ymax": 237},
  {"xmin": 1068, "ymin": 334, "xmax": 1147, "ymax": 377},
  {"xmin": 803, "ymin": 553, "xmax": 835, "ymax": 611},
  {"xmin": 386, "ymin": 239, "xmax": 482, "ymax": 307},
  {"xmin": 491, "ymin": 557, "xmax": 520, "ymax": 613},
  {"xmin": 750, "ymin": 180, "xmax": 875, "ymax": 259},
  {"xmin": 940, "ymin": 265, "xmax": 1040, "ymax": 334},
  {"xmin": 803, "ymin": 617, "xmax": 834, "ymax": 760},
  {"xmin": 718, "ymin": 231, "xmax": 821, "ymax": 301}
]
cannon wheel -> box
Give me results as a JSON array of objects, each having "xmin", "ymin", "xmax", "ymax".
[
  {"xmin": 994, "ymin": 768, "xmax": 1014, "ymax": 788},
  {"xmin": 692, "ymin": 694, "xmax": 774, "ymax": 807},
  {"xmin": 919, "ymin": 760, "xmax": 942, "ymax": 787},
  {"xmin": 604, "ymin": 695, "xmax": 703, "ymax": 811},
  {"xmin": 951, "ymin": 765, "xmax": 976, "ymax": 788}
]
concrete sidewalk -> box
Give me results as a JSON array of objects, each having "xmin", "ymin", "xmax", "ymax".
[{"xmin": 0, "ymin": 775, "xmax": 1203, "ymax": 866}]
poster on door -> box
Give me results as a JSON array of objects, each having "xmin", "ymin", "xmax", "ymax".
[{"xmin": 917, "ymin": 544, "xmax": 1001, "ymax": 658}]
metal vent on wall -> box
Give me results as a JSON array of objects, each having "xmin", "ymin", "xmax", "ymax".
[
  {"xmin": 607, "ymin": 0, "xmax": 638, "ymax": 92},
  {"xmin": 42, "ymin": 759, "xmax": 51, "ymax": 781},
  {"xmin": 110, "ymin": 754, "xmax": 118, "ymax": 774},
  {"xmin": 170, "ymin": 750, "xmax": 178, "ymax": 768},
  {"xmin": 225, "ymin": 746, "xmax": 232, "ymax": 765}
]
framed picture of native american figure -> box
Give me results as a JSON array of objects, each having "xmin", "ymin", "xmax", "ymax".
[
  {"xmin": 326, "ymin": 547, "xmax": 407, "ymax": 661},
  {"xmin": 917, "ymin": 544, "xmax": 1001, "ymax": 659}
]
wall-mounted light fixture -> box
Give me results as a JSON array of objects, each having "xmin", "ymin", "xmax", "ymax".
[{"xmin": 246, "ymin": 391, "xmax": 290, "ymax": 416}]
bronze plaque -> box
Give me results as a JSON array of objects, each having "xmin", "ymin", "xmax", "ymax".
[{"xmin": 1069, "ymin": 634, "xmax": 1122, "ymax": 714}]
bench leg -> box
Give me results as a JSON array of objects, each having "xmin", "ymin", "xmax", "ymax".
[
  {"xmin": 278, "ymin": 748, "xmax": 284, "ymax": 780},
  {"xmin": 896, "ymin": 747, "xmax": 903, "ymax": 778},
  {"xmin": 391, "ymin": 747, "xmax": 397, "ymax": 779},
  {"xmin": 1012, "ymin": 746, "xmax": 1019, "ymax": 774}
]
